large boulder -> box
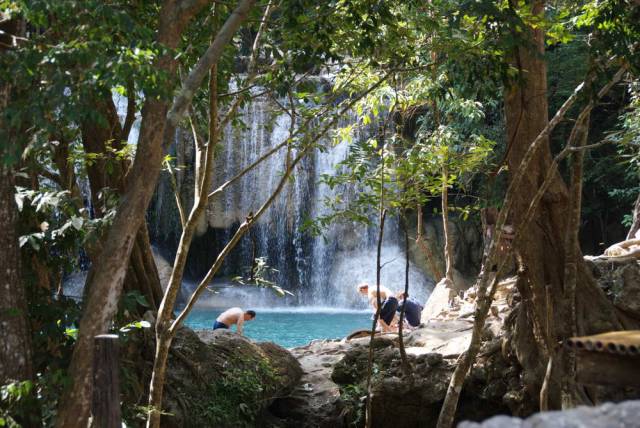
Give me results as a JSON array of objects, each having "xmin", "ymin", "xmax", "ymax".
[
  {"xmin": 459, "ymin": 400, "xmax": 640, "ymax": 428},
  {"xmin": 422, "ymin": 278, "xmax": 457, "ymax": 323},
  {"xmin": 330, "ymin": 336, "xmax": 513, "ymax": 428},
  {"xmin": 121, "ymin": 325, "xmax": 302, "ymax": 427},
  {"xmin": 586, "ymin": 259, "xmax": 640, "ymax": 320},
  {"xmin": 269, "ymin": 339, "xmax": 356, "ymax": 428}
]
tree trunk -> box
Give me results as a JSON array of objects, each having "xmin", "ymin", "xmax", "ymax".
[
  {"xmin": 626, "ymin": 191, "xmax": 640, "ymax": 240},
  {"xmin": 504, "ymin": 0, "xmax": 623, "ymax": 410},
  {"xmin": 80, "ymin": 91, "xmax": 163, "ymax": 312},
  {"xmin": 0, "ymin": 15, "xmax": 33, "ymax": 387},
  {"xmin": 442, "ymin": 166, "xmax": 454, "ymax": 282},
  {"xmin": 54, "ymin": 1, "xmax": 213, "ymax": 426},
  {"xmin": 146, "ymin": 2, "xmax": 259, "ymax": 424},
  {"xmin": 0, "ymin": 164, "xmax": 34, "ymax": 385},
  {"xmin": 398, "ymin": 215, "xmax": 411, "ymax": 376},
  {"xmin": 146, "ymin": 66, "xmax": 219, "ymax": 428}
]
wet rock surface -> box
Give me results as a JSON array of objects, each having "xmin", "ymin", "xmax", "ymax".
[{"xmin": 459, "ymin": 400, "xmax": 640, "ymax": 428}]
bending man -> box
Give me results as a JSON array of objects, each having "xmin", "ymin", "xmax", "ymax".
[
  {"xmin": 213, "ymin": 307, "xmax": 256, "ymax": 336},
  {"xmin": 357, "ymin": 283, "xmax": 398, "ymax": 333}
]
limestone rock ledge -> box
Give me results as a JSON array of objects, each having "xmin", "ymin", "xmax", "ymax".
[
  {"xmin": 459, "ymin": 400, "xmax": 640, "ymax": 428},
  {"xmin": 267, "ymin": 278, "xmax": 525, "ymax": 428},
  {"xmin": 267, "ymin": 326, "xmax": 518, "ymax": 428}
]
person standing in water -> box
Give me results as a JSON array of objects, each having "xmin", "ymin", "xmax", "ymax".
[
  {"xmin": 213, "ymin": 307, "xmax": 256, "ymax": 335},
  {"xmin": 357, "ymin": 283, "xmax": 398, "ymax": 333}
]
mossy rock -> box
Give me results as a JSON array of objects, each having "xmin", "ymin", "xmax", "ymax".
[{"xmin": 121, "ymin": 326, "xmax": 302, "ymax": 428}]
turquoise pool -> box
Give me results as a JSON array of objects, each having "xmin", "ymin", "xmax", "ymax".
[{"xmin": 183, "ymin": 307, "xmax": 372, "ymax": 348}]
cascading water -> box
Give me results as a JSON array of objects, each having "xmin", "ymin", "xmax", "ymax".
[
  {"xmin": 190, "ymin": 95, "xmax": 434, "ymax": 309},
  {"xmin": 65, "ymin": 93, "xmax": 435, "ymax": 312}
]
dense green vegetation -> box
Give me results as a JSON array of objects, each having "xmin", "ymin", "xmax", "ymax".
[{"xmin": 1, "ymin": 0, "xmax": 639, "ymax": 427}]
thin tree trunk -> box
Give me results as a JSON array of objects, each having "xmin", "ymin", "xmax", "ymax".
[
  {"xmin": 55, "ymin": 1, "xmax": 217, "ymax": 425},
  {"xmin": 147, "ymin": 4, "xmax": 269, "ymax": 422},
  {"xmin": 437, "ymin": 272, "xmax": 500, "ymax": 428},
  {"xmin": 166, "ymin": 159, "xmax": 187, "ymax": 229},
  {"xmin": 440, "ymin": 165, "xmax": 457, "ymax": 306},
  {"xmin": 366, "ymin": 129, "xmax": 387, "ymax": 428},
  {"xmin": 151, "ymin": 142, "xmax": 307, "ymax": 427},
  {"xmin": 365, "ymin": 209, "xmax": 387, "ymax": 428},
  {"xmin": 398, "ymin": 214, "xmax": 411, "ymax": 376},
  {"xmin": 442, "ymin": 166, "xmax": 454, "ymax": 282},
  {"xmin": 147, "ymin": 36, "xmax": 221, "ymax": 428},
  {"xmin": 539, "ymin": 283, "xmax": 555, "ymax": 411}
]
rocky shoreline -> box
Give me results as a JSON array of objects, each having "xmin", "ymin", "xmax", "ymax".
[
  {"xmin": 261, "ymin": 265, "xmax": 638, "ymax": 427},
  {"xmin": 133, "ymin": 260, "xmax": 640, "ymax": 427},
  {"xmin": 255, "ymin": 278, "xmax": 521, "ymax": 428}
]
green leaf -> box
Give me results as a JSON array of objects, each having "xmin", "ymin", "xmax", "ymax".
[
  {"xmin": 71, "ymin": 216, "xmax": 84, "ymax": 230},
  {"xmin": 135, "ymin": 294, "xmax": 149, "ymax": 308}
]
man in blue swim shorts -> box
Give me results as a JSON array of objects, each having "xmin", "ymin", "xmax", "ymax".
[{"xmin": 213, "ymin": 307, "xmax": 256, "ymax": 336}]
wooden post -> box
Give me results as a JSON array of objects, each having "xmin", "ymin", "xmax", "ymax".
[{"xmin": 92, "ymin": 334, "xmax": 121, "ymax": 428}]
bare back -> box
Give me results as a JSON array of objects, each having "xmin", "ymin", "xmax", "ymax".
[{"xmin": 216, "ymin": 307, "xmax": 243, "ymax": 326}]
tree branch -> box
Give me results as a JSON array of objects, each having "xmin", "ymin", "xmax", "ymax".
[
  {"xmin": 218, "ymin": 0, "xmax": 275, "ymax": 129},
  {"xmin": 164, "ymin": 0, "xmax": 257, "ymax": 140},
  {"xmin": 120, "ymin": 79, "xmax": 136, "ymax": 142},
  {"xmin": 208, "ymin": 139, "xmax": 288, "ymax": 199},
  {"xmin": 171, "ymin": 145, "xmax": 306, "ymax": 332},
  {"xmin": 166, "ymin": 160, "xmax": 186, "ymax": 229}
]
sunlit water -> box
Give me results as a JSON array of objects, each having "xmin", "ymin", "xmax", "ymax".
[{"xmin": 183, "ymin": 307, "xmax": 372, "ymax": 348}]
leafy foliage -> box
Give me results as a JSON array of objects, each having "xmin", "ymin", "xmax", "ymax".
[
  {"xmin": 309, "ymin": 63, "xmax": 496, "ymax": 234},
  {"xmin": 190, "ymin": 360, "xmax": 277, "ymax": 427},
  {"xmin": 232, "ymin": 257, "xmax": 293, "ymax": 298},
  {"xmin": 1, "ymin": 0, "xmax": 640, "ymax": 425}
]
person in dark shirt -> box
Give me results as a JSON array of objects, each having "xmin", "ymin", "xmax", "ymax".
[{"xmin": 396, "ymin": 293, "xmax": 423, "ymax": 328}]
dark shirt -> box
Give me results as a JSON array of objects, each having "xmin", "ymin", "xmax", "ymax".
[{"xmin": 397, "ymin": 298, "xmax": 423, "ymax": 327}]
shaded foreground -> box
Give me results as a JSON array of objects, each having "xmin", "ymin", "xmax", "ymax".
[{"xmin": 117, "ymin": 265, "xmax": 640, "ymax": 427}]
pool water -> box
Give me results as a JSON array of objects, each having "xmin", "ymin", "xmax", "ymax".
[{"xmin": 184, "ymin": 307, "xmax": 372, "ymax": 348}]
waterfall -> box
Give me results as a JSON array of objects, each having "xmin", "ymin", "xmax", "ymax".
[
  {"xmin": 196, "ymin": 95, "xmax": 434, "ymax": 309},
  {"xmin": 64, "ymin": 92, "xmax": 434, "ymax": 309}
]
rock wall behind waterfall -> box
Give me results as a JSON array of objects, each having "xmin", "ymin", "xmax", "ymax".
[
  {"xmin": 407, "ymin": 208, "xmax": 484, "ymax": 290},
  {"xmin": 149, "ymin": 97, "xmax": 443, "ymax": 308}
]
